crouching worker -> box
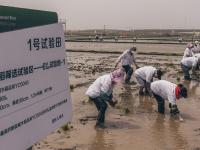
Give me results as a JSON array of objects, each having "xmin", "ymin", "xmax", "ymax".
[
  {"xmin": 181, "ymin": 57, "xmax": 200, "ymax": 80},
  {"xmin": 151, "ymin": 80, "xmax": 187, "ymax": 121},
  {"xmin": 86, "ymin": 68, "xmax": 124, "ymax": 128},
  {"xmin": 135, "ymin": 66, "xmax": 163, "ymax": 96}
]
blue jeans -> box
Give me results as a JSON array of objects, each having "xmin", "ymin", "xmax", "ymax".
[
  {"xmin": 181, "ymin": 64, "xmax": 191, "ymax": 80},
  {"xmin": 123, "ymin": 65, "xmax": 133, "ymax": 83},
  {"xmin": 90, "ymin": 97, "xmax": 108, "ymax": 125},
  {"xmin": 153, "ymin": 93, "xmax": 165, "ymax": 114}
]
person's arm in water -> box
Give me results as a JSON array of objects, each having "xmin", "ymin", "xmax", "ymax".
[
  {"xmin": 100, "ymin": 93, "xmax": 117, "ymax": 107},
  {"xmin": 133, "ymin": 59, "xmax": 139, "ymax": 69},
  {"xmin": 169, "ymin": 103, "xmax": 183, "ymax": 121},
  {"xmin": 168, "ymin": 90, "xmax": 185, "ymax": 121},
  {"xmin": 132, "ymin": 52, "xmax": 139, "ymax": 69},
  {"xmin": 145, "ymin": 82, "xmax": 153, "ymax": 97}
]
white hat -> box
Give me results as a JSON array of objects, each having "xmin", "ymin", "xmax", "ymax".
[{"xmin": 195, "ymin": 41, "xmax": 199, "ymax": 45}]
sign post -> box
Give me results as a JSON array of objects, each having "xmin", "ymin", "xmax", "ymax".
[{"xmin": 0, "ymin": 23, "xmax": 72, "ymax": 150}]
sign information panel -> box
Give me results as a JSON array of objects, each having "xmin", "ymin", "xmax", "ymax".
[{"xmin": 0, "ymin": 24, "xmax": 72, "ymax": 150}]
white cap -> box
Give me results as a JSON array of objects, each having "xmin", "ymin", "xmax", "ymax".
[{"xmin": 195, "ymin": 41, "xmax": 199, "ymax": 45}]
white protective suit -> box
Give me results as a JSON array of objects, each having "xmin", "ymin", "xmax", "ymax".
[
  {"xmin": 135, "ymin": 66, "xmax": 157, "ymax": 83},
  {"xmin": 151, "ymin": 80, "xmax": 177, "ymax": 105},
  {"xmin": 86, "ymin": 74, "xmax": 113, "ymax": 98}
]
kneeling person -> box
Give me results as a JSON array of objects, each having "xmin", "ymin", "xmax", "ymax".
[
  {"xmin": 151, "ymin": 80, "xmax": 187, "ymax": 119},
  {"xmin": 135, "ymin": 66, "xmax": 163, "ymax": 96},
  {"xmin": 86, "ymin": 68, "xmax": 124, "ymax": 128}
]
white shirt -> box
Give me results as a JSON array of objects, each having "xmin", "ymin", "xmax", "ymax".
[
  {"xmin": 151, "ymin": 80, "xmax": 177, "ymax": 105},
  {"xmin": 116, "ymin": 49, "xmax": 135, "ymax": 66},
  {"xmin": 181, "ymin": 57, "xmax": 198, "ymax": 68},
  {"xmin": 135, "ymin": 66, "xmax": 156, "ymax": 83},
  {"xmin": 193, "ymin": 45, "xmax": 200, "ymax": 53},
  {"xmin": 183, "ymin": 47, "xmax": 194, "ymax": 58},
  {"xmin": 194, "ymin": 53, "xmax": 200, "ymax": 59},
  {"xmin": 86, "ymin": 74, "xmax": 113, "ymax": 98}
]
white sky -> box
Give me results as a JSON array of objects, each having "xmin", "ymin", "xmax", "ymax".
[{"xmin": 0, "ymin": 0, "xmax": 200, "ymax": 30}]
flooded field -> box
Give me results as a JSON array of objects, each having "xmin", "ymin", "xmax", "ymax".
[{"xmin": 33, "ymin": 42, "xmax": 200, "ymax": 150}]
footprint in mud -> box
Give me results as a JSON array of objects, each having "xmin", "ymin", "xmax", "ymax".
[{"xmin": 105, "ymin": 121, "xmax": 140, "ymax": 130}]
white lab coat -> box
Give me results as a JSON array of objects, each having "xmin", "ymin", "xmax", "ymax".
[
  {"xmin": 116, "ymin": 49, "xmax": 135, "ymax": 66},
  {"xmin": 135, "ymin": 66, "xmax": 156, "ymax": 83},
  {"xmin": 193, "ymin": 45, "xmax": 200, "ymax": 53},
  {"xmin": 86, "ymin": 74, "xmax": 113, "ymax": 98},
  {"xmin": 183, "ymin": 48, "xmax": 194, "ymax": 58},
  {"xmin": 181, "ymin": 57, "xmax": 198, "ymax": 68},
  {"xmin": 151, "ymin": 80, "xmax": 177, "ymax": 105},
  {"xmin": 194, "ymin": 53, "xmax": 200, "ymax": 59}
]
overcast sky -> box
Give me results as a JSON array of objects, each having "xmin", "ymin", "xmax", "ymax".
[{"xmin": 1, "ymin": 0, "xmax": 200, "ymax": 30}]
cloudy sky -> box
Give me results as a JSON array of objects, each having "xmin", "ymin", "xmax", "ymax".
[{"xmin": 1, "ymin": 0, "xmax": 199, "ymax": 30}]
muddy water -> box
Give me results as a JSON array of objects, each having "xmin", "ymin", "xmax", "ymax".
[
  {"xmin": 68, "ymin": 84, "xmax": 200, "ymax": 150},
  {"xmin": 33, "ymin": 43, "xmax": 200, "ymax": 150}
]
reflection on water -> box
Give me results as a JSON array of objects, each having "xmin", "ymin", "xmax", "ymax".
[
  {"xmin": 89, "ymin": 130, "xmax": 115, "ymax": 150},
  {"xmin": 136, "ymin": 95, "xmax": 154, "ymax": 114},
  {"xmin": 168, "ymin": 118, "xmax": 188, "ymax": 149},
  {"xmin": 119, "ymin": 85, "xmax": 135, "ymax": 114},
  {"xmin": 151, "ymin": 114, "xmax": 167, "ymax": 149},
  {"xmin": 119, "ymin": 84, "xmax": 154, "ymax": 115},
  {"xmin": 151, "ymin": 115, "xmax": 188, "ymax": 150}
]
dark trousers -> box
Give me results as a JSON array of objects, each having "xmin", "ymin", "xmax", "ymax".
[
  {"xmin": 122, "ymin": 65, "xmax": 133, "ymax": 83},
  {"xmin": 153, "ymin": 93, "xmax": 165, "ymax": 114},
  {"xmin": 90, "ymin": 97, "xmax": 108, "ymax": 125},
  {"xmin": 181, "ymin": 64, "xmax": 191, "ymax": 80}
]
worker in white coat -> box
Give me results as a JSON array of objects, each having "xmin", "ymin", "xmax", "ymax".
[
  {"xmin": 181, "ymin": 56, "xmax": 200, "ymax": 80},
  {"xmin": 114, "ymin": 46, "xmax": 139, "ymax": 83},
  {"xmin": 194, "ymin": 53, "xmax": 200, "ymax": 59},
  {"xmin": 193, "ymin": 41, "xmax": 200, "ymax": 53},
  {"xmin": 151, "ymin": 80, "xmax": 187, "ymax": 120},
  {"xmin": 86, "ymin": 68, "xmax": 124, "ymax": 128},
  {"xmin": 135, "ymin": 66, "xmax": 163, "ymax": 96},
  {"xmin": 183, "ymin": 43, "xmax": 194, "ymax": 58}
]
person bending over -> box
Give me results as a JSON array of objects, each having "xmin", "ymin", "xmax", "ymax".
[
  {"xmin": 86, "ymin": 68, "xmax": 124, "ymax": 128},
  {"xmin": 151, "ymin": 80, "xmax": 187, "ymax": 121},
  {"xmin": 135, "ymin": 66, "xmax": 163, "ymax": 96}
]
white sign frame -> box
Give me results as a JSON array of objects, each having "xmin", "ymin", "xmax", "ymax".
[{"xmin": 0, "ymin": 23, "xmax": 72, "ymax": 150}]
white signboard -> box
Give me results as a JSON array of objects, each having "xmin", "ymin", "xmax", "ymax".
[{"xmin": 0, "ymin": 23, "xmax": 72, "ymax": 150}]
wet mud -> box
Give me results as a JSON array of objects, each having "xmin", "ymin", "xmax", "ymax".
[{"xmin": 33, "ymin": 43, "xmax": 200, "ymax": 150}]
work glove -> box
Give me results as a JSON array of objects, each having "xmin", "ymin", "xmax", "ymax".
[{"xmin": 169, "ymin": 104, "xmax": 180, "ymax": 116}]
